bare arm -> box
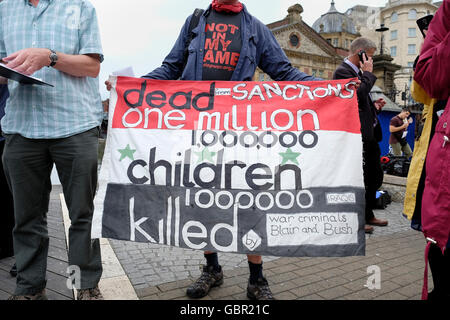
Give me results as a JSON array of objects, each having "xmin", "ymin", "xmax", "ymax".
[
  {"xmin": 2, "ymin": 48, "xmax": 101, "ymax": 78},
  {"xmin": 390, "ymin": 123, "xmax": 408, "ymax": 133},
  {"xmin": 53, "ymin": 52, "xmax": 100, "ymax": 78}
]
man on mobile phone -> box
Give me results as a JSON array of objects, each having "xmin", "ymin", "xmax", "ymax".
[
  {"xmin": 333, "ymin": 37, "xmax": 388, "ymax": 234},
  {"xmin": 389, "ymin": 108, "xmax": 413, "ymax": 159}
]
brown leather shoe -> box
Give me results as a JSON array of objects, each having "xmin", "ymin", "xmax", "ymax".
[
  {"xmin": 77, "ymin": 286, "xmax": 104, "ymax": 300},
  {"xmin": 8, "ymin": 289, "xmax": 48, "ymax": 300},
  {"xmin": 365, "ymin": 225, "xmax": 374, "ymax": 234},
  {"xmin": 367, "ymin": 218, "xmax": 388, "ymax": 227}
]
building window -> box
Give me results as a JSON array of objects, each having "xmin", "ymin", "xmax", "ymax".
[
  {"xmin": 408, "ymin": 28, "xmax": 416, "ymax": 37},
  {"xmin": 326, "ymin": 38, "xmax": 332, "ymax": 44},
  {"xmin": 391, "ymin": 12, "xmax": 398, "ymax": 22},
  {"xmin": 312, "ymin": 69, "xmax": 318, "ymax": 77},
  {"xmin": 408, "ymin": 44, "xmax": 416, "ymax": 55},
  {"xmin": 390, "ymin": 46, "xmax": 397, "ymax": 57},
  {"xmin": 390, "ymin": 30, "xmax": 398, "ymax": 40},
  {"xmin": 289, "ymin": 34, "xmax": 300, "ymax": 47},
  {"xmin": 332, "ymin": 38, "xmax": 339, "ymax": 47},
  {"xmin": 408, "ymin": 9, "xmax": 417, "ymax": 20},
  {"xmin": 407, "ymin": 62, "xmax": 414, "ymax": 68},
  {"xmin": 319, "ymin": 70, "xmax": 324, "ymax": 78}
]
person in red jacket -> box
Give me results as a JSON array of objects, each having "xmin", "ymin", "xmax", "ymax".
[{"xmin": 413, "ymin": 0, "xmax": 450, "ymax": 301}]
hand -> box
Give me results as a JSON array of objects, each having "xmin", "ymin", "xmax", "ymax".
[
  {"xmin": 3, "ymin": 48, "xmax": 52, "ymax": 75},
  {"xmin": 359, "ymin": 54, "xmax": 373, "ymax": 73},
  {"xmin": 347, "ymin": 79, "xmax": 361, "ymax": 91},
  {"xmin": 374, "ymin": 98, "xmax": 386, "ymax": 111},
  {"xmin": 105, "ymin": 80, "xmax": 112, "ymax": 91}
]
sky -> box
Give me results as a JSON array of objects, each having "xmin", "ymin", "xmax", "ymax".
[{"xmin": 91, "ymin": 0, "xmax": 388, "ymax": 99}]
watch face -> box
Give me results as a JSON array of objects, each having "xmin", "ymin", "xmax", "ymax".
[{"xmin": 50, "ymin": 52, "xmax": 58, "ymax": 62}]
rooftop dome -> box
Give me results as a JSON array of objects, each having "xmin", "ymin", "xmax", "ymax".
[{"xmin": 312, "ymin": 1, "xmax": 358, "ymax": 35}]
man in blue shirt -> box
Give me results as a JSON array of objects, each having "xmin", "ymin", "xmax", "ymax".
[
  {"xmin": 0, "ymin": 0, "xmax": 104, "ymax": 300},
  {"xmin": 0, "ymin": 84, "xmax": 14, "ymax": 264}
]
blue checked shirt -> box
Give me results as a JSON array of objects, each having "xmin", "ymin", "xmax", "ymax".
[{"xmin": 0, "ymin": 0, "xmax": 104, "ymax": 139}]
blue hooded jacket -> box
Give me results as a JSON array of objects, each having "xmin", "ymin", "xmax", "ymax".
[{"xmin": 143, "ymin": 4, "xmax": 321, "ymax": 82}]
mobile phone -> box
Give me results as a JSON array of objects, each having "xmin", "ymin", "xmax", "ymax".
[
  {"xmin": 417, "ymin": 15, "xmax": 433, "ymax": 38},
  {"xmin": 358, "ymin": 50, "xmax": 368, "ymax": 63}
]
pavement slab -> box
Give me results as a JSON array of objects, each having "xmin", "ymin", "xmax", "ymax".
[{"xmin": 0, "ymin": 189, "xmax": 433, "ymax": 301}]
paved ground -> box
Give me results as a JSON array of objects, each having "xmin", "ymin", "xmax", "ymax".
[
  {"xmin": 0, "ymin": 189, "xmax": 431, "ymax": 300},
  {"xmin": 112, "ymin": 201, "xmax": 431, "ymax": 300}
]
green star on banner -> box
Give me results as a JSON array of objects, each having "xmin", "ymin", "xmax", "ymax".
[
  {"xmin": 279, "ymin": 148, "xmax": 301, "ymax": 165},
  {"xmin": 194, "ymin": 147, "xmax": 217, "ymax": 164},
  {"xmin": 118, "ymin": 144, "xmax": 136, "ymax": 161}
]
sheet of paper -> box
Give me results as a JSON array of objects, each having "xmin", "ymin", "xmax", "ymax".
[{"xmin": 112, "ymin": 66, "xmax": 135, "ymax": 77}]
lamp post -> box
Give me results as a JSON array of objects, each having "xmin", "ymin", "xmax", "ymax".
[{"xmin": 376, "ymin": 24, "xmax": 389, "ymax": 55}]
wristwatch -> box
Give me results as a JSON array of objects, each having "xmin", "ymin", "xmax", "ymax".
[{"xmin": 49, "ymin": 49, "xmax": 58, "ymax": 67}]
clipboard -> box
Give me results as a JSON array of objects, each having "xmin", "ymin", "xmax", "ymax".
[{"xmin": 0, "ymin": 64, "xmax": 54, "ymax": 87}]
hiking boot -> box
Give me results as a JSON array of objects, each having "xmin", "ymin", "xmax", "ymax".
[
  {"xmin": 77, "ymin": 285, "xmax": 104, "ymax": 300},
  {"xmin": 8, "ymin": 289, "xmax": 48, "ymax": 300},
  {"xmin": 186, "ymin": 265, "xmax": 223, "ymax": 299},
  {"xmin": 247, "ymin": 277, "xmax": 275, "ymax": 300}
]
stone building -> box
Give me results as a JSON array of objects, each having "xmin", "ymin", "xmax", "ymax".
[
  {"xmin": 345, "ymin": 5, "xmax": 382, "ymax": 50},
  {"xmin": 256, "ymin": 4, "xmax": 343, "ymax": 81},
  {"xmin": 311, "ymin": 1, "xmax": 361, "ymax": 55},
  {"xmin": 344, "ymin": 0, "xmax": 441, "ymax": 104},
  {"xmin": 380, "ymin": 0, "xmax": 440, "ymax": 103}
]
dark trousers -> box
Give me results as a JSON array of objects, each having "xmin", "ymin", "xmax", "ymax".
[
  {"xmin": 2, "ymin": 128, "xmax": 102, "ymax": 295},
  {"xmin": 428, "ymin": 243, "xmax": 450, "ymax": 298},
  {"xmin": 0, "ymin": 139, "xmax": 15, "ymax": 259},
  {"xmin": 362, "ymin": 140, "xmax": 384, "ymax": 222}
]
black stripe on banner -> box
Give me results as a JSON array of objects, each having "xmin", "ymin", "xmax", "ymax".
[{"xmin": 102, "ymin": 184, "xmax": 366, "ymax": 257}]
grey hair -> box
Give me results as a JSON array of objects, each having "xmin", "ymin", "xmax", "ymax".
[{"xmin": 350, "ymin": 37, "xmax": 377, "ymax": 54}]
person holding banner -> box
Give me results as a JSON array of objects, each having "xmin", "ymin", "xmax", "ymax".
[
  {"xmin": 0, "ymin": 0, "xmax": 104, "ymax": 300},
  {"xmin": 106, "ymin": 0, "xmax": 327, "ymax": 300},
  {"xmin": 0, "ymin": 83, "xmax": 14, "ymax": 264},
  {"xmin": 333, "ymin": 38, "xmax": 388, "ymax": 235}
]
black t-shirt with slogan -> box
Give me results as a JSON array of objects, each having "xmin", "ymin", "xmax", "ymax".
[{"xmin": 202, "ymin": 10, "xmax": 242, "ymax": 81}]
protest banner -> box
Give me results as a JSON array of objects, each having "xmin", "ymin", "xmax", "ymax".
[{"xmin": 92, "ymin": 76, "xmax": 365, "ymax": 257}]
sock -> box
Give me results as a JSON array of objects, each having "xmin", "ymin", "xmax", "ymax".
[
  {"xmin": 204, "ymin": 253, "xmax": 220, "ymax": 271},
  {"xmin": 248, "ymin": 261, "xmax": 263, "ymax": 284}
]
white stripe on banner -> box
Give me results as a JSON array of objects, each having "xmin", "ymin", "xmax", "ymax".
[{"xmin": 107, "ymin": 129, "xmax": 363, "ymax": 189}]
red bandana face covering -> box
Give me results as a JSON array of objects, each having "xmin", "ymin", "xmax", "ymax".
[{"xmin": 212, "ymin": 0, "xmax": 243, "ymax": 13}]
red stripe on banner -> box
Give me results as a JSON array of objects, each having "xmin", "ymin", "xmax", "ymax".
[{"xmin": 111, "ymin": 77, "xmax": 361, "ymax": 134}]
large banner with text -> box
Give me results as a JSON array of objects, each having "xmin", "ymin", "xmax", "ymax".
[{"xmin": 92, "ymin": 76, "xmax": 366, "ymax": 257}]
